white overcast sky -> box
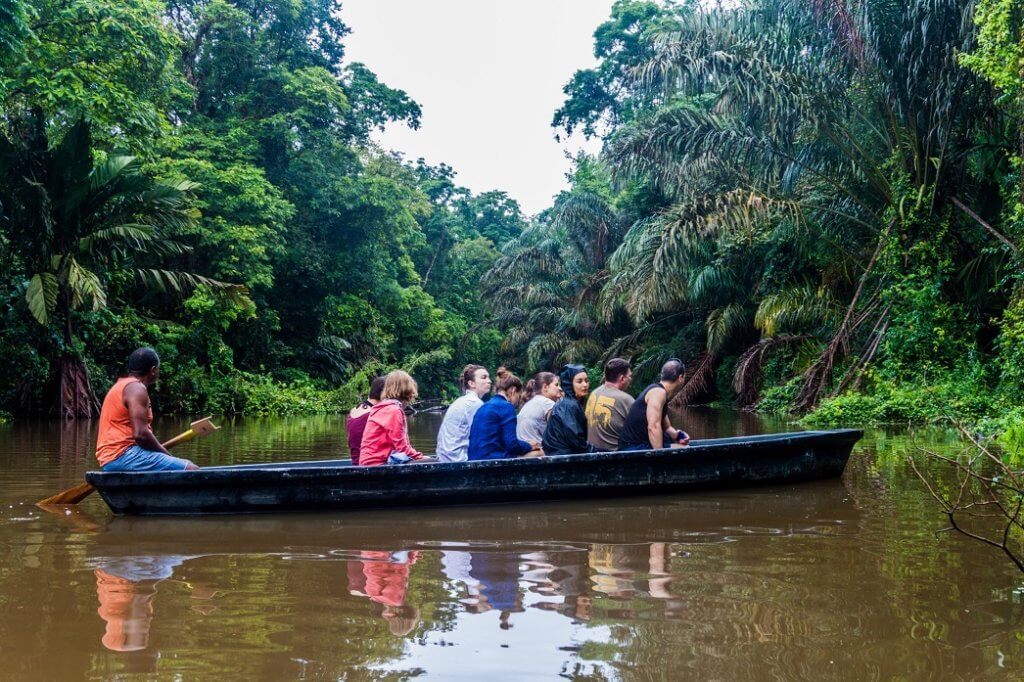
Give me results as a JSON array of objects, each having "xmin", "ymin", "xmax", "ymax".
[{"xmin": 340, "ymin": 0, "xmax": 615, "ymax": 215}]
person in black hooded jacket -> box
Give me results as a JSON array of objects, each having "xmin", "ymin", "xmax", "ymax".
[{"xmin": 541, "ymin": 364, "xmax": 591, "ymax": 456}]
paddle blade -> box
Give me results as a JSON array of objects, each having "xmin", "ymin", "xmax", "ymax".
[
  {"xmin": 37, "ymin": 482, "xmax": 95, "ymax": 506},
  {"xmin": 190, "ymin": 417, "xmax": 219, "ymax": 437}
]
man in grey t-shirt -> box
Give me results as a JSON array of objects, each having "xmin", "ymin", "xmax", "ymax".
[{"xmin": 585, "ymin": 358, "xmax": 634, "ymax": 451}]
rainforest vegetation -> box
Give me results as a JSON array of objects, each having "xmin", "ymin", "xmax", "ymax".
[
  {"xmin": 2, "ymin": 0, "xmax": 1024, "ymax": 431},
  {"xmin": 0, "ymin": 0, "xmax": 519, "ymax": 418},
  {"xmin": 486, "ymin": 0, "xmax": 1024, "ymax": 435}
]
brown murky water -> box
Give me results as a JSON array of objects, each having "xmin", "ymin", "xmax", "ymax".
[{"xmin": 0, "ymin": 409, "xmax": 1021, "ymax": 679}]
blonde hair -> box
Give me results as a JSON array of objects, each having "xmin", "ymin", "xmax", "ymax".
[{"xmin": 382, "ymin": 370, "xmax": 418, "ymax": 404}]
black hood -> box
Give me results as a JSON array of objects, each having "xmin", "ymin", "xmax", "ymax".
[{"xmin": 559, "ymin": 364, "xmax": 586, "ymax": 397}]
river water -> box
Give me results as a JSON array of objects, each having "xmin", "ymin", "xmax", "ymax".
[{"xmin": 0, "ymin": 409, "xmax": 1021, "ymax": 679}]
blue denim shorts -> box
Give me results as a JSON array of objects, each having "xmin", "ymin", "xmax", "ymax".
[{"xmin": 102, "ymin": 445, "xmax": 195, "ymax": 472}]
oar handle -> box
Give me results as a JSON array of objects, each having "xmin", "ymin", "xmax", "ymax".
[{"xmin": 162, "ymin": 429, "xmax": 196, "ymax": 450}]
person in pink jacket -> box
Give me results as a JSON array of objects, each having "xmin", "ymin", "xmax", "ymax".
[{"xmin": 358, "ymin": 370, "xmax": 433, "ymax": 466}]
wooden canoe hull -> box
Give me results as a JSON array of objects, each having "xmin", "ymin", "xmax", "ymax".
[{"xmin": 85, "ymin": 429, "xmax": 862, "ymax": 516}]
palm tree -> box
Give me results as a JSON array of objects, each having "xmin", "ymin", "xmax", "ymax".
[
  {"xmin": 482, "ymin": 189, "xmax": 627, "ymax": 369},
  {"xmin": 0, "ymin": 116, "xmax": 248, "ymax": 417},
  {"xmin": 603, "ymin": 0, "xmax": 1001, "ymax": 410}
]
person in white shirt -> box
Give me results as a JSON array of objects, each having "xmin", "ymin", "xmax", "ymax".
[
  {"xmin": 516, "ymin": 371, "xmax": 562, "ymax": 443},
  {"xmin": 435, "ymin": 364, "xmax": 492, "ymax": 462}
]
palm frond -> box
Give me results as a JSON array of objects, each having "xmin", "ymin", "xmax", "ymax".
[
  {"xmin": 755, "ymin": 284, "xmax": 838, "ymax": 337},
  {"xmin": 135, "ymin": 270, "xmax": 252, "ymax": 309}
]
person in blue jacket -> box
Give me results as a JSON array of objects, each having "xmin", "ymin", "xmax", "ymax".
[{"xmin": 468, "ymin": 372, "xmax": 540, "ymax": 460}]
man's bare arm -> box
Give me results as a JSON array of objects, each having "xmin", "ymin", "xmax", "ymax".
[
  {"xmin": 646, "ymin": 388, "xmax": 666, "ymax": 449},
  {"xmin": 661, "ymin": 414, "xmax": 689, "ymax": 446},
  {"xmin": 662, "ymin": 414, "xmax": 679, "ymax": 442},
  {"xmin": 124, "ymin": 383, "xmax": 169, "ymax": 454}
]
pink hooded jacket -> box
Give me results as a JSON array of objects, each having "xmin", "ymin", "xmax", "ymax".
[{"xmin": 358, "ymin": 400, "xmax": 424, "ymax": 466}]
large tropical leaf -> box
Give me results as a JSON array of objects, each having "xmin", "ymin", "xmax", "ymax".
[{"xmin": 25, "ymin": 273, "xmax": 58, "ymax": 325}]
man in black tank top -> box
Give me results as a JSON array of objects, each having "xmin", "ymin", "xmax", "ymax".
[{"xmin": 617, "ymin": 359, "xmax": 690, "ymax": 451}]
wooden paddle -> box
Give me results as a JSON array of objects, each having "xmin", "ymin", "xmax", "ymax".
[{"xmin": 37, "ymin": 417, "xmax": 220, "ymax": 506}]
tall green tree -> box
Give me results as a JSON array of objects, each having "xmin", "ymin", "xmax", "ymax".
[
  {"xmin": 1, "ymin": 0, "xmax": 189, "ymax": 146},
  {"xmin": 553, "ymin": 0, "xmax": 685, "ymax": 140},
  {"xmin": 0, "ymin": 118, "xmax": 245, "ymax": 417}
]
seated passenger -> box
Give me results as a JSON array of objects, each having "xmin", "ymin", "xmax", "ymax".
[
  {"xmin": 95, "ymin": 348, "xmax": 198, "ymax": 472},
  {"xmin": 468, "ymin": 372, "xmax": 538, "ymax": 460},
  {"xmin": 347, "ymin": 376, "xmax": 385, "ymax": 465},
  {"xmin": 435, "ymin": 364, "xmax": 491, "ymax": 463},
  {"xmin": 585, "ymin": 358, "xmax": 634, "ymax": 452},
  {"xmin": 516, "ymin": 371, "xmax": 561, "ymax": 444},
  {"xmin": 359, "ymin": 370, "xmax": 431, "ymax": 466},
  {"xmin": 541, "ymin": 364, "xmax": 590, "ymax": 456},
  {"xmin": 618, "ymin": 358, "xmax": 691, "ymax": 451}
]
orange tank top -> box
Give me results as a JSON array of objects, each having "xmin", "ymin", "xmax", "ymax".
[{"xmin": 95, "ymin": 377, "xmax": 151, "ymax": 466}]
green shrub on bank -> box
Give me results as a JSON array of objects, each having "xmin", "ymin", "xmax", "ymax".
[
  {"xmin": 804, "ymin": 382, "xmax": 999, "ymax": 427},
  {"xmin": 228, "ymin": 374, "xmax": 357, "ymax": 416},
  {"xmin": 756, "ymin": 379, "xmax": 801, "ymax": 414},
  {"xmin": 154, "ymin": 370, "xmax": 360, "ymax": 416},
  {"xmin": 972, "ymin": 408, "xmax": 1024, "ymax": 459}
]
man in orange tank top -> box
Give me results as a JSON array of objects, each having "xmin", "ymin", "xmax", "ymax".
[{"xmin": 95, "ymin": 348, "xmax": 198, "ymax": 472}]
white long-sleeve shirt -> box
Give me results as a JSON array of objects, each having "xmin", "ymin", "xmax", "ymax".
[{"xmin": 435, "ymin": 391, "xmax": 484, "ymax": 462}]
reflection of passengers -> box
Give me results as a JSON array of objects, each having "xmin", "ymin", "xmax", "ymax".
[
  {"xmin": 95, "ymin": 570, "xmax": 158, "ymax": 652},
  {"xmin": 347, "ymin": 551, "xmax": 422, "ymax": 636},
  {"xmin": 525, "ymin": 549, "xmax": 593, "ymax": 623},
  {"xmin": 92, "ymin": 555, "xmax": 193, "ymax": 652},
  {"xmin": 468, "ymin": 551, "xmax": 525, "ymax": 629},
  {"xmin": 589, "ymin": 543, "xmax": 673, "ymax": 597}
]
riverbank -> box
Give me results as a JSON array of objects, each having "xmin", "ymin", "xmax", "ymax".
[{"xmin": 797, "ymin": 382, "xmax": 1024, "ymax": 454}]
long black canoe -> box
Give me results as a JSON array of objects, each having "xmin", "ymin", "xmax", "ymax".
[{"xmin": 85, "ymin": 429, "xmax": 861, "ymax": 516}]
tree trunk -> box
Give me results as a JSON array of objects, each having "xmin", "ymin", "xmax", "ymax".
[
  {"xmin": 57, "ymin": 353, "xmax": 99, "ymax": 419},
  {"xmin": 52, "ymin": 300, "xmax": 99, "ymax": 419}
]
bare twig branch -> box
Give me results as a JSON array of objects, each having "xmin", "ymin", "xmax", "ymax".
[{"xmin": 910, "ymin": 433, "xmax": 1024, "ymax": 573}]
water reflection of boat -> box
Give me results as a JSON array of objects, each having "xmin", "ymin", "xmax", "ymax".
[
  {"xmin": 86, "ymin": 480, "xmax": 858, "ymax": 555},
  {"xmin": 80, "ymin": 484, "xmax": 859, "ymax": 650},
  {"xmin": 86, "ymin": 430, "xmax": 861, "ymax": 515}
]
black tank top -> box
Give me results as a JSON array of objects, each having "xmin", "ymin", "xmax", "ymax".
[{"xmin": 618, "ymin": 384, "xmax": 666, "ymax": 448}]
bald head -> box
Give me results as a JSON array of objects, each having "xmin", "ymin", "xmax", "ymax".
[
  {"xmin": 660, "ymin": 358, "xmax": 685, "ymax": 383},
  {"xmin": 127, "ymin": 347, "xmax": 160, "ymax": 385}
]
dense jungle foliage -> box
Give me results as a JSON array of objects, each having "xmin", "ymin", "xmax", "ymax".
[
  {"xmin": 0, "ymin": 0, "xmax": 520, "ymax": 417},
  {"xmin": 2, "ymin": 0, "xmax": 1023, "ymax": 430},
  {"xmin": 485, "ymin": 0, "xmax": 1024, "ymax": 433}
]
